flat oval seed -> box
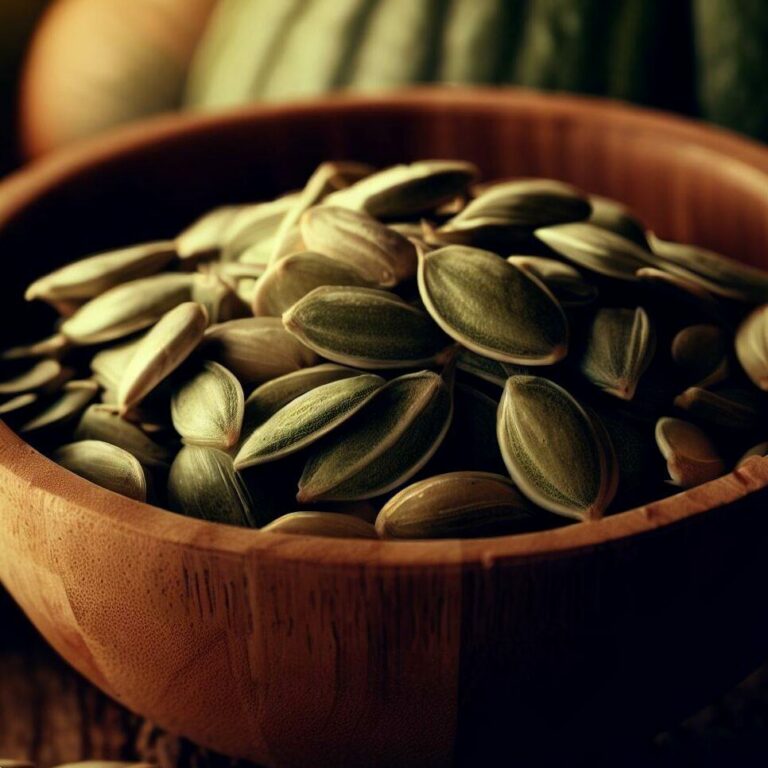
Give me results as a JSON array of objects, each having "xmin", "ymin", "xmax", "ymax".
[
  {"xmin": 298, "ymin": 370, "xmax": 453, "ymax": 502},
  {"xmin": 579, "ymin": 307, "xmax": 655, "ymax": 400},
  {"xmin": 283, "ymin": 286, "xmax": 450, "ymax": 369},
  {"xmin": 252, "ymin": 250, "xmax": 373, "ymax": 317},
  {"xmin": 118, "ymin": 302, "xmax": 209, "ymax": 410},
  {"xmin": 439, "ymin": 179, "xmax": 590, "ymax": 234},
  {"xmin": 300, "ymin": 206, "xmax": 418, "ymax": 285},
  {"xmin": 25, "ymin": 241, "xmax": 176, "ymax": 303},
  {"xmin": 242, "ymin": 364, "xmax": 361, "ymax": 433},
  {"xmin": 20, "ymin": 380, "xmax": 98, "ymax": 434},
  {"xmin": 175, "ymin": 205, "xmax": 243, "ymax": 262},
  {"xmin": 61, "ymin": 273, "xmax": 195, "ymax": 345},
  {"xmin": 54, "ymin": 440, "xmax": 147, "ymax": 502},
  {"xmin": 235, "ymin": 373, "xmax": 384, "ymax": 468},
  {"xmin": 497, "ymin": 376, "xmax": 617, "ymax": 520},
  {"xmin": 376, "ymin": 471, "xmax": 545, "ymax": 539},
  {"xmin": 655, "ymin": 417, "xmax": 726, "ymax": 488},
  {"xmin": 271, "ymin": 161, "xmax": 373, "ymax": 261},
  {"xmin": 220, "ymin": 195, "xmax": 297, "ymax": 262},
  {"xmin": 171, "ymin": 361, "xmax": 244, "ymax": 450},
  {"xmin": 508, "ymin": 256, "xmax": 598, "ymax": 307},
  {"xmin": 536, "ymin": 222, "xmax": 657, "ymax": 281},
  {"xmin": 736, "ymin": 304, "xmax": 768, "ymax": 390},
  {"xmin": 168, "ymin": 445, "xmax": 255, "ymax": 527},
  {"xmin": 2, "ymin": 333, "xmax": 70, "ymax": 361},
  {"xmin": 649, "ymin": 233, "xmax": 768, "ymax": 304},
  {"xmin": 672, "ymin": 324, "xmax": 729, "ymax": 388},
  {"xmin": 0, "ymin": 359, "xmax": 67, "ymax": 395},
  {"xmin": 674, "ymin": 386, "xmax": 764, "ymax": 431},
  {"xmin": 191, "ymin": 272, "xmax": 249, "ymax": 323},
  {"xmin": 262, "ymin": 511, "xmax": 378, "ymax": 539},
  {"xmin": 588, "ymin": 195, "xmax": 648, "ymax": 247},
  {"xmin": 74, "ymin": 405, "xmax": 172, "ymax": 468},
  {"xmin": 0, "ymin": 392, "xmax": 38, "ymax": 417},
  {"xmin": 204, "ymin": 317, "xmax": 319, "ymax": 383},
  {"xmin": 324, "ymin": 160, "xmax": 477, "ymax": 218},
  {"xmin": 418, "ymin": 246, "xmax": 568, "ymax": 365},
  {"xmin": 90, "ymin": 336, "xmax": 143, "ymax": 391}
]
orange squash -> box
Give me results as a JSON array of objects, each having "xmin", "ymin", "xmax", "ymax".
[{"xmin": 21, "ymin": 0, "xmax": 215, "ymax": 157}]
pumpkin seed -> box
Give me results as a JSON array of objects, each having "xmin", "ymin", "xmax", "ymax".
[
  {"xmin": 54, "ymin": 440, "xmax": 147, "ymax": 502},
  {"xmin": 271, "ymin": 161, "xmax": 373, "ymax": 261},
  {"xmin": 25, "ymin": 241, "xmax": 176, "ymax": 303},
  {"xmin": 654, "ymin": 417, "xmax": 725, "ymax": 488},
  {"xmin": 242, "ymin": 363, "xmax": 361, "ymax": 433},
  {"xmin": 20, "ymin": 380, "xmax": 98, "ymax": 434},
  {"xmin": 298, "ymin": 369, "xmax": 453, "ymax": 502},
  {"xmin": 0, "ymin": 393, "xmax": 40, "ymax": 425},
  {"xmin": 176, "ymin": 205, "xmax": 243, "ymax": 262},
  {"xmin": 649, "ymin": 233, "xmax": 768, "ymax": 304},
  {"xmin": 674, "ymin": 386, "xmax": 764, "ymax": 431},
  {"xmin": 497, "ymin": 375, "xmax": 617, "ymax": 520},
  {"xmin": 508, "ymin": 256, "xmax": 598, "ymax": 307},
  {"xmin": 74, "ymin": 405, "xmax": 172, "ymax": 468},
  {"xmin": 300, "ymin": 206, "xmax": 418, "ymax": 285},
  {"xmin": 262, "ymin": 511, "xmax": 378, "ymax": 538},
  {"xmin": 204, "ymin": 317, "xmax": 318, "ymax": 383},
  {"xmin": 418, "ymin": 245, "xmax": 568, "ymax": 365},
  {"xmin": 252, "ymin": 250, "xmax": 373, "ymax": 317},
  {"xmin": 61, "ymin": 273, "xmax": 195, "ymax": 344},
  {"xmin": 536, "ymin": 222, "xmax": 657, "ymax": 281},
  {"xmin": 220, "ymin": 194, "xmax": 298, "ymax": 262},
  {"xmin": 283, "ymin": 286, "xmax": 450, "ymax": 369},
  {"xmin": 235, "ymin": 373, "xmax": 383, "ymax": 468},
  {"xmin": 735, "ymin": 304, "xmax": 768, "ymax": 390},
  {"xmin": 671, "ymin": 324, "xmax": 730, "ymax": 388},
  {"xmin": 191, "ymin": 271, "xmax": 249, "ymax": 323},
  {"xmin": 0, "ymin": 358, "xmax": 69, "ymax": 395},
  {"xmin": 438, "ymin": 179, "xmax": 590, "ymax": 237},
  {"xmin": 90, "ymin": 337, "xmax": 143, "ymax": 391},
  {"xmin": 171, "ymin": 360, "xmax": 244, "ymax": 450},
  {"xmin": 325, "ymin": 160, "xmax": 478, "ymax": 218},
  {"xmin": 2, "ymin": 333, "xmax": 70, "ymax": 361},
  {"xmin": 167, "ymin": 445, "xmax": 255, "ymax": 527},
  {"xmin": 588, "ymin": 195, "xmax": 648, "ymax": 247},
  {"xmin": 580, "ymin": 307, "xmax": 655, "ymax": 400},
  {"xmin": 376, "ymin": 471, "xmax": 544, "ymax": 539},
  {"xmin": 118, "ymin": 302, "xmax": 208, "ymax": 410}
]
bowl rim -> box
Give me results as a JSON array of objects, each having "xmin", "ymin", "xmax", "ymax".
[{"xmin": 2, "ymin": 85, "xmax": 768, "ymax": 568}]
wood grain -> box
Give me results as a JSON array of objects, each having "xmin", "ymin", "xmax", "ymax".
[{"xmin": 1, "ymin": 88, "xmax": 768, "ymax": 767}]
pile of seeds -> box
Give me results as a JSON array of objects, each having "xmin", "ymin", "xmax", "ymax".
[{"xmin": 3, "ymin": 160, "xmax": 768, "ymax": 540}]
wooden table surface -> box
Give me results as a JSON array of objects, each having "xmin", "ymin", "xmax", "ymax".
[{"xmin": 3, "ymin": 584, "xmax": 768, "ymax": 768}]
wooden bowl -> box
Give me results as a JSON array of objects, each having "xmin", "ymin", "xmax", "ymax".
[{"xmin": 1, "ymin": 88, "xmax": 768, "ymax": 767}]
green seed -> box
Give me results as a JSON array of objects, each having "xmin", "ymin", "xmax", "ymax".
[
  {"xmin": 298, "ymin": 370, "xmax": 453, "ymax": 502},
  {"xmin": 497, "ymin": 375, "xmax": 617, "ymax": 520},
  {"xmin": 54, "ymin": 440, "xmax": 147, "ymax": 502},
  {"xmin": 235, "ymin": 373, "xmax": 383, "ymax": 468},
  {"xmin": 283, "ymin": 286, "xmax": 450, "ymax": 369},
  {"xmin": 417, "ymin": 245, "xmax": 568, "ymax": 365},
  {"xmin": 171, "ymin": 361, "xmax": 244, "ymax": 450}
]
